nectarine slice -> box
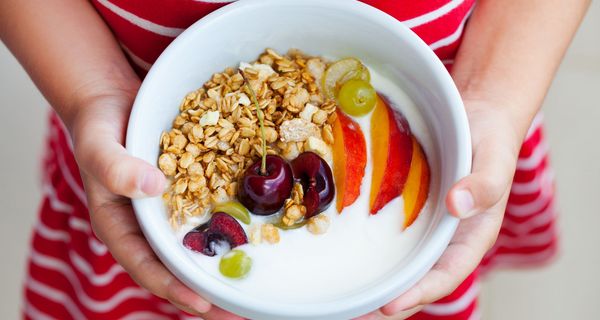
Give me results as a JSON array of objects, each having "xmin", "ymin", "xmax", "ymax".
[
  {"xmin": 402, "ymin": 136, "xmax": 430, "ymax": 229},
  {"xmin": 369, "ymin": 96, "xmax": 413, "ymax": 214},
  {"xmin": 332, "ymin": 110, "xmax": 367, "ymax": 212}
]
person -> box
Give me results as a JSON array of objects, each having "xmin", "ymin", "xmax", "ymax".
[{"xmin": 0, "ymin": 0, "xmax": 589, "ymax": 319}]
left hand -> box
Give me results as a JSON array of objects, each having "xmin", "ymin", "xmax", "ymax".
[{"xmin": 356, "ymin": 99, "xmax": 524, "ymax": 319}]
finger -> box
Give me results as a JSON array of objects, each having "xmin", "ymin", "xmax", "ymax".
[
  {"xmin": 85, "ymin": 180, "xmax": 210, "ymax": 314},
  {"xmin": 381, "ymin": 191, "xmax": 507, "ymax": 316},
  {"xmin": 75, "ymin": 127, "xmax": 165, "ymax": 198},
  {"xmin": 447, "ymin": 128, "xmax": 518, "ymax": 219},
  {"xmin": 355, "ymin": 306, "xmax": 422, "ymax": 320},
  {"xmin": 198, "ymin": 305, "xmax": 246, "ymax": 320}
]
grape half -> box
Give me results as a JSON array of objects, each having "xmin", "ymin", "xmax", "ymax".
[
  {"xmin": 219, "ymin": 249, "xmax": 252, "ymax": 279},
  {"xmin": 322, "ymin": 58, "xmax": 370, "ymax": 99},
  {"xmin": 337, "ymin": 79, "xmax": 377, "ymax": 116}
]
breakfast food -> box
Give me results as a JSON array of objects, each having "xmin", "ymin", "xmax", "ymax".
[{"xmin": 158, "ymin": 49, "xmax": 431, "ymax": 282}]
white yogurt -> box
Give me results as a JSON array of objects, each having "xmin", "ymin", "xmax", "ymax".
[{"xmin": 176, "ymin": 68, "xmax": 436, "ymax": 303}]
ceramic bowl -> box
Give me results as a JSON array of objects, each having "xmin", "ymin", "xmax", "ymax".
[{"xmin": 126, "ymin": 0, "xmax": 471, "ymax": 319}]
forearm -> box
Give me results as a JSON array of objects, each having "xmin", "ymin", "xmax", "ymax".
[
  {"xmin": 452, "ymin": 0, "xmax": 589, "ymax": 138},
  {"xmin": 0, "ymin": 0, "xmax": 138, "ymax": 127}
]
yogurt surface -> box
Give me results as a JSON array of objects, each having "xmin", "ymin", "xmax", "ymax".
[{"xmin": 176, "ymin": 67, "xmax": 436, "ymax": 303}]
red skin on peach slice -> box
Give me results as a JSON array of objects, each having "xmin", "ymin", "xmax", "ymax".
[
  {"xmin": 402, "ymin": 135, "xmax": 430, "ymax": 229},
  {"xmin": 332, "ymin": 109, "xmax": 367, "ymax": 213},
  {"xmin": 369, "ymin": 95, "xmax": 413, "ymax": 214}
]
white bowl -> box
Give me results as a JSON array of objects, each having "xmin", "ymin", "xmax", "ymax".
[{"xmin": 126, "ymin": 0, "xmax": 471, "ymax": 319}]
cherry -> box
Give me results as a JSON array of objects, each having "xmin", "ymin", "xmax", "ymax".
[
  {"xmin": 183, "ymin": 212, "xmax": 248, "ymax": 256},
  {"xmin": 238, "ymin": 155, "xmax": 293, "ymax": 215},
  {"xmin": 291, "ymin": 152, "xmax": 335, "ymax": 218}
]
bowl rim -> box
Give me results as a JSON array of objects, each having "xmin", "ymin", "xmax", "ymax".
[{"xmin": 126, "ymin": 0, "xmax": 471, "ymax": 318}]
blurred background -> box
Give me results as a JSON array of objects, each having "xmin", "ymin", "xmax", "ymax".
[{"xmin": 1, "ymin": 3, "xmax": 598, "ymax": 319}]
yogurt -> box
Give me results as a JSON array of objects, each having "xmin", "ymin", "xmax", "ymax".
[{"xmin": 176, "ymin": 67, "xmax": 436, "ymax": 303}]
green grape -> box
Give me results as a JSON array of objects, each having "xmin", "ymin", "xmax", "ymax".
[
  {"xmin": 213, "ymin": 201, "xmax": 251, "ymax": 225},
  {"xmin": 337, "ymin": 79, "xmax": 377, "ymax": 116},
  {"xmin": 219, "ymin": 250, "xmax": 252, "ymax": 279},
  {"xmin": 322, "ymin": 58, "xmax": 371, "ymax": 99}
]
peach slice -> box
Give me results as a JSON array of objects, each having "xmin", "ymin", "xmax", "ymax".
[
  {"xmin": 402, "ymin": 136, "xmax": 430, "ymax": 229},
  {"xmin": 369, "ymin": 96, "xmax": 413, "ymax": 214},
  {"xmin": 332, "ymin": 109, "xmax": 367, "ymax": 212}
]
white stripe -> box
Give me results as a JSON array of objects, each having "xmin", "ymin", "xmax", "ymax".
[
  {"xmin": 121, "ymin": 312, "xmax": 172, "ymax": 320},
  {"xmin": 494, "ymin": 225, "xmax": 556, "ymax": 249},
  {"xmin": 402, "ymin": 0, "xmax": 466, "ymax": 28},
  {"xmin": 56, "ymin": 147, "xmax": 88, "ymax": 206},
  {"xmin": 517, "ymin": 141, "xmax": 549, "ymax": 170},
  {"xmin": 69, "ymin": 217, "xmax": 92, "ymax": 234},
  {"xmin": 42, "ymin": 180, "xmax": 74, "ymax": 213},
  {"xmin": 429, "ymin": 8, "xmax": 472, "ymax": 50},
  {"xmin": 97, "ymin": 0, "xmax": 184, "ymax": 37},
  {"xmin": 69, "ymin": 250, "xmax": 126, "ymax": 286},
  {"xmin": 29, "ymin": 250, "xmax": 150, "ymax": 312},
  {"xmin": 35, "ymin": 223, "xmax": 70, "ymax": 242},
  {"xmin": 423, "ymin": 283, "xmax": 479, "ymax": 315},
  {"xmin": 501, "ymin": 203, "xmax": 556, "ymax": 235},
  {"xmin": 26, "ymin": 277, "xmax": 87, "ymax": 320},
  {"xmin": 525, "ymin": 114, "xmax": 544, "ymax": 140},
  {"xmin": 121, "ymin": 43, "xmax": 152, "ymax": 71},
  {"xmin": 506, "ymin": 181, "xmax": 553, "ymax": 217},
  {"xmin": 35, "ymin": 220, "xmax": 110, "ymax": 259},
  {"xmin": 24, "ymin": 301, "xmax": 57, "ymax": 320},
  {"xmin": 510, "ymin": 169, "xmax": 553, "ymax": 195},
  {"xmin": 89, "ymin": 237, "xmax": 109, "ymax": 256}
]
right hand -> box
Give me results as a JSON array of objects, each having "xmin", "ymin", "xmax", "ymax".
[{"xmin": 68, "ymin": 82, "xmax": 243, "ymax": 320}]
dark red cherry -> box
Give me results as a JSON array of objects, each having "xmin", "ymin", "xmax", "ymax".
[
  {"xmin": 291, "ymin": 152, "xmax": 335, "ymax": 218},
  {"xmin": 238, "ymin": 155, "xmax": 293, "ymax": 215},
  {"xmin": 183, "ymin": 212, "xmax": 248, "ymax": 256}
]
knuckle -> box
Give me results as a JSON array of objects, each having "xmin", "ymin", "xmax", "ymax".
[{"xmin": 103, "ymin": 157, "xmax": 137, "ymax": 195}]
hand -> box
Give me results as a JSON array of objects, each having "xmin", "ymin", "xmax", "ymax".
[
  {"xmin": 68, "ymin": 82, "xmax": 243, "ymax": 320},
  {"xmin": 356, "ymin": 100, "xmax": 524, "ymax": 319}
]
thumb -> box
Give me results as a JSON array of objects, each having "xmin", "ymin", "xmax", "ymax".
[
  {"xmin": 447, "ymin": 132, "xmax": 518, "ymax": 219},
  {"xmin": 75, "ymin": 130, "xmax": 166, "ymax": 198}
]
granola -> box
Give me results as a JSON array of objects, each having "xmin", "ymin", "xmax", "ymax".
[{"xmin": 158, "ymin": 49, "xmax": 336, "ymax": 228}]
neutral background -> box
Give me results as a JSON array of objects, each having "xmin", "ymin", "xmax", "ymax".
[{"xmin": 1, "ymin": 3, "xmax": 598, "ymax": 319}]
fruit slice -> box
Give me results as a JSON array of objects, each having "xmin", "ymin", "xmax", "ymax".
[
  {"xmin": 332, "ymin": 109, "xmax": 367, "ymax": 212},
  {"xmin": 402, "ymin": 136, "xmax": 430, "ymax": 229},
  {"xmin": 213, "ymin": 201, "xmax": 251, "ymax": 225},
  {"xmin": 369, "ymin": 96, "xmax": 413, "ymax": 214},
  {"xmin": 183, "ymin": 212, "xmax": 248, "ymax": 256},
  {"xmin": 323, "ymin": 58, "xmax": 370, "ymax": 99},
  {"xmin": 219, "ymin": 249, "xmax": 252, "ymax": 279}
]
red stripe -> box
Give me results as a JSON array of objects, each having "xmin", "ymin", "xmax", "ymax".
[
  {"xmin": 25, "ymin": 287, "xmax": 74, "ymax": 320},
  {"xmin": 362, "ymin": 0, "xmax": 454, "ymax": 21},
  {"xmin": 519, "ymin": 126, "xmax": 543, "ymax": 158},
  {"xmin": 106, "ymin": 0, "xmax": 231, "ymax": 28}
]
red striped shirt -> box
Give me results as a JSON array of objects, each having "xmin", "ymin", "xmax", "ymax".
[{"xmin": 24, "ymin": 1, "xmax": 557, "ymax": 320}]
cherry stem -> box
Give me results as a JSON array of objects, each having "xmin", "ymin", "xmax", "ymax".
[{"xmin": 240, "ymin": 69, "xmax": 267, "ymax": 175}]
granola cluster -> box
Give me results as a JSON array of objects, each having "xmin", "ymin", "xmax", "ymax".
[{"xmin": 158, "ymin": 49, "xmax": 337, "ymax": 228}]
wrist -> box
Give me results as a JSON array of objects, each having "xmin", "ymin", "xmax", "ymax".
[{"xmin": 59, "ymin": 63, "xmax": 140, "ymax": 131}]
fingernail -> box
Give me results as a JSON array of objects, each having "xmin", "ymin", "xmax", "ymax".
[
  {"xmin": 454, "ymin": 189, "xmax": 475, "ymax": 218},
  {"xmin": 140, "ymin": 170, "xmax": 164, "ymax": 196}
]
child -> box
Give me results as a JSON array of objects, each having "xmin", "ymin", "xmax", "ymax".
[{"xmin": 0, "ymin": 0, "xmax": 589, "ymax": 319}]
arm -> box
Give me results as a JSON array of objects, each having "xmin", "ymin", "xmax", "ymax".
[
  {"xmin": 0, "ymin": 2, "xmax": 239, "ymax": 318},
  {"xmin": 373, "ymin": 0, "xmax": 589, "ymax": 317}
]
